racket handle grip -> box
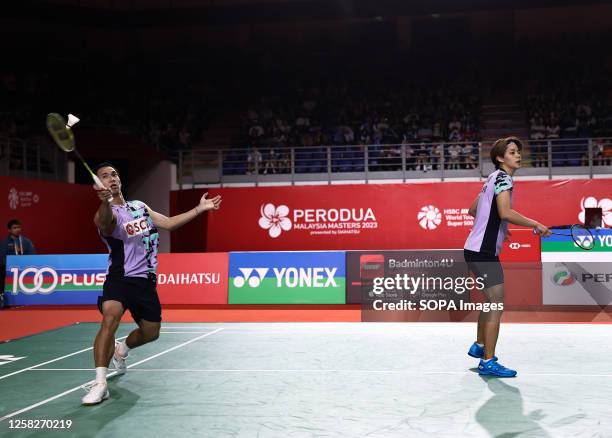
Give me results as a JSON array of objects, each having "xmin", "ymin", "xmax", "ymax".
[
  {"xmin": 92, "ymin": 174, "xmax": 104, "ymax": 188},
  {"xmin": 92, "ymin": 175, "xmax": 112, "ymax": 203}
]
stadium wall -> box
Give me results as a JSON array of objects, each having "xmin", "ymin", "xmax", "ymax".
[
  {"xmin": 0, "ymin": 176, "xmax": 105, "ymax": 254},
  {"xmin": 170, "ymin": 188, "xmax": 208, "ymax": 253},
  {"xmin": 131, "ymin": 160, "xmax": 176, "ymax": 253}
]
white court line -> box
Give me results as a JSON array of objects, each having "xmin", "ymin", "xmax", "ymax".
[
  {"xmin": 0, "ymin": 327, "xmax": 218, "ymax": 381},
  {"xmin": 25, "ymin": 368, "xmax": 612, "ymax": 377},
  {"xmin": 0, "ymin": 328, "xmax": 223, "ymax": 422},
  {"xmin": 0, "ymin": 335, "xmax": 128, "ymax": 382},
  {"xmin": 159, "ymin": 331, "xmax": 213, "ymax": 334}
]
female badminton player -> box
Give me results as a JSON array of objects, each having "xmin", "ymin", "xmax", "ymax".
[
  {"xmin": 464, "ymin": 137, "xmax": 550, "ymax": 377},
  {"xmin": 82, "ymin": 162, "xmax": 222, "ymax": 405}
]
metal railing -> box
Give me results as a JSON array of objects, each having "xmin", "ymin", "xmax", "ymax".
[
  {"xmin": 177, "ymin": 137, "xmax": 612, "ymax": 186},
  {"xmin": 0, "ymin": 135, "xmax": 67, "ymax": 181},
  {"xmin": 3, "ymin": 134, "xmax": 608, "ymax": 185}
]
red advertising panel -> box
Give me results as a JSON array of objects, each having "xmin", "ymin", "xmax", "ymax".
[
  {"xmin": 468, "ymin": 263, "xmax": 543, "ymax": 307},
  {"xmin": 0, "ymin": 176, "xmax": 103, "ymax": 254},
  {"xmin": 497, "ymin": 228, "xmax": 543, "ymax": 306},
  {"xmin": 499, "ymin": 229, "xmax": 541, "ymax": 262},
  {"xmin": 203, "ymin": 179, "xmax": 612, "ymax": 252},
  {"xmin": 156, "ymin": 253, "xmax": 228, "ymax": 304},
  {"xmin": 504, "ymin": 264, "xmax": 543, "ymax": 306}
]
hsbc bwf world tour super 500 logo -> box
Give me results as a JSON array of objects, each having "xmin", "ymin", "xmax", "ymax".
[
  {"xmin": 417, "ymin": 205, "xmax": 474, "ymax": 230},
  {"xmin": 258, "ymin": 203, "xmax": 378, "ymax": 239}
]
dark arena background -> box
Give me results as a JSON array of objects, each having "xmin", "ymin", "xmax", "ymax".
[{"xmin": 1, "ymin": 0, "xmax": 612, "ymax": 436}]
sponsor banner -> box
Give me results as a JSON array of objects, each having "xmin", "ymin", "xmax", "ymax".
[
  {"xmin": 347, "ymin": 249, "xmax": 543, "ymax": 308},
  {"xmin": 5, "ymin": 253, "xmax": 230, "ymax": 306},
  {"xmin": 203, "ymin": 180, "xmax": 612, "ymax": 252},
  {"xmin": 4, "ymin": 255, "xmax": 107, "ymax": 305},
  {"xmin": 500, "ymin": 229, "xmax": 541, "ymax": 262},
  {"xmin": 228, "ymin": 252, "xmax": 346, "ymax": 304},
  {"xmin": 465, "ymin": 262, "xmax": 543, "ymax": 307},
  {"xmin": 543, "ymin": 262, "xmax": 612, "ymax": 305},
  {"xmin": 346, "ymin": 250, "xmax": 466, "ymax": 304},
  {"xmin": 1, "ymin": 176, "xmax": 103, "ymax": 254},
  {"xmin": 541, "ymin": 228, "xmax": 612, "ymax": 256},
  {"xmin": 352, "ymin": 250, "xmax": 484, "ymax": 322},
  {"xmin": 156, "ymin": 253, "xmax": 228, "ymax": 304},
  {"xmin": 500, "ymin": 262, "xmax": 543, "ymax": 306},
  {"xmin": 496, "ymin": 229, "xmax": 543, "ymax": 306},
  {"xmin": 542, "ymin": 229, "xmax": 612, "ymax": 304}
]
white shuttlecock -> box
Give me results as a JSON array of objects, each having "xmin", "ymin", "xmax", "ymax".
[{"xmin": 66, "ymin": 113, "xmax": 80, "ymax": 128}]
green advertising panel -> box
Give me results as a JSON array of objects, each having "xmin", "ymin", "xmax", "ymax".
[{"xmin": 228, "ymin": 252, "xmax": 346, "ymax": 304}]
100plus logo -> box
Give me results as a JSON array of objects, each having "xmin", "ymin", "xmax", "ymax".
[
  {"xmin": 233, "ymin": 267, "xmax": 338, "ymax": 288},
  {"xmin": 9, "ymin": 267, "xmax": 105, "ymax": 295}
]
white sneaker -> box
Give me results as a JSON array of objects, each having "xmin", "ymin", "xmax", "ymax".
[
  {"xmin": 81, "ymin": 381, "xmax": 109, "ymax": 405},
  {"xmin": 112, "ymin": 342, "xmax": 128, "ymax": 375}
]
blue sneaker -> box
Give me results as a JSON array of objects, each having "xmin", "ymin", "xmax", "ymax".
[
  {"xmin": 467, "ymin": 342, "xmax": 485, "ymax": 359},
  {"xmin": 478, "ymin": 357, "xmax": 517, "ymax": 377}
]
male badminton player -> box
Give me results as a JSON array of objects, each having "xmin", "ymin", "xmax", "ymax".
[
  {"xmin": 464, "ymin": 137, "xmax": 550, "ymax": 377},
  {"xmin": 82, "ymin": 162, "xmax": 222, "ymax": 405}
]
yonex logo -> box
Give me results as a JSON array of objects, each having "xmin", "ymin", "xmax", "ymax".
[
  {"xmin": 418, "ymin": 205, "xmax": 442, "ymax": 230},
  {"xmin": 233, "ymin": 268, "xmax": 269, "ymax": 288},
  {"xmin": 233, "ymin": 267, "xmax": 338, "ymax": 288},
  {"xmin": 574, "ymin": 235, "xmax": 594, "ymax": 249}
]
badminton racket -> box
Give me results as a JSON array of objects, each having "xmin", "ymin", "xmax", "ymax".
[{"xmin": 46, "ymin": 113, "xmax": 111, "ymax": 201}]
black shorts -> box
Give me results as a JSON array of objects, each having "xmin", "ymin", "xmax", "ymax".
[
  {"xmin": 463, "ymin": 249, "xmax": 504, "ymax": 289},
  {"xmin": 98, "ymin": 275, "xmax": 162, "ymax": 323}
]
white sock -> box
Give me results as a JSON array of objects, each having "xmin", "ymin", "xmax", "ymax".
[
  {"xmin": 483, "ymin": 358, "xmax": 494, "ymax": 363},
  {"xmin": 117, "ymin": 340, "xmax": 130, "ymax": 357},
  {"xmin": 95, "ymin": 367, "xmax": 107, "ymax": 383},
  {"xmin": 476, "ymin": 343, "xmax": 484, "ymax": 348}
]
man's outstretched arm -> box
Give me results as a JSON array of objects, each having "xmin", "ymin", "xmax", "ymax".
[{"xmin": 146, "ymin": 193, "xmax": 222, "ymax": 232}]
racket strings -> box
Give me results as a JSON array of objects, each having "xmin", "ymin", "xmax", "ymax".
[
  {"xmin": 571, "ymin": 226, "xmax": 595, "ymax": 250},
  {"xmin": 548, "ymin": 225, "xmax": 595, "ymax": 250},
  {"xmin": 46, "ymin": 113, "xmax": 75, "ymax": 152}
]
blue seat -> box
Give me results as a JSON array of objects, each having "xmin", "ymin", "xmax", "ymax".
[{"xmin": 295, "ymin": 150, "xmax": 313, "ymax": 173}]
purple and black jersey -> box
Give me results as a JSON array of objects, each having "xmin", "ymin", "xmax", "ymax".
[
  {"xmin": 99, "ymin": 201, "xmax": 159, "ymax": 278},
  {"xmin": 464, "ymin": 169, "xmax": 513, "ymax": 256}
]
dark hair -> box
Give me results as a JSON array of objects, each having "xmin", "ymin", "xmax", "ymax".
[
  {"xmin": 490, "ymin": 136, "xmax": 523, "ymax": 169},
  {"xmin": 7, "ymin": 219, "xmax": 20, "ymax": 229},
  {"xmin": 94, "ymin": 162, "xmax": 119, "ymax": 176}
]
